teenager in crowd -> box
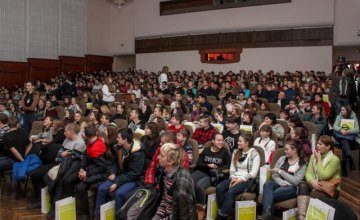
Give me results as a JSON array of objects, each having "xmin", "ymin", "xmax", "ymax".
[
  {"xmin": 258, "ymin": 140, "xmax": 306, "ymax": 220},
  {"xmin": 192, "ymin": 115, "xmax": 218, "ymax": 147},
  {"xmin": 222, "ymin": 116, "xmax": 241, "ymax": 153},
  {"xmin": 216, "ymin": 133, "xmax": 260, "ymax": 220},
  {"xmin": 192, "ymin": 133, "xmax": 231, "ymax": 219},
  {"xmin": 253, "ymin": 125, "xmax": 276, "ymax": 164}
]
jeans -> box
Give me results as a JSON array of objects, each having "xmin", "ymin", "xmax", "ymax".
[
  {"xmin": 0, "ymin": 157, "xmax": 15, "ymax": 172},
  {"xmin": 216, "ymin": 179, "xmax": 251, "ymax": 216},
  {"xmin": 338, "ymin": 138, "xmax": 351, "ymax": 160},
  {"xmin": 262, "ymin": 181, "xmax": 297, "ymax": 214},
  {"xmin": 23, "ymin": 112, "xmax": 37, "ymax": 135},
  {"xmin": 192, "ymin": 170, "xmax": 212, "ymax": 205},
  {"xmin": 95, "ymin": 179, "xmax": 138, "ymax": 218}
]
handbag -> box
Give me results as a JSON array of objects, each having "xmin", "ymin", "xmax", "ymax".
[{"xmin": 320, "ymin": 178, "xmax": 341, "ymax": 197}]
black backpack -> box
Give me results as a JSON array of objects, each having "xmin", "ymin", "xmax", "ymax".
[{"xmin": 116, "ymin": 185, "xmax": 159, "ymax": 220}]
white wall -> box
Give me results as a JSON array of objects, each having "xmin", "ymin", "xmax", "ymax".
[
  {"xmin": 136, "ymin": 46, "xmax": 333, "ymax": 74},
  {"xmin": 114, "ymin": 55, "xmax": 136, "ymax": 72},
  {"xmin": 0, "ymin": 0, "xmax": 86, "ymax": 61},
  {"xmin": 86, "ymin": 0, "xmax": 134, "ymax": 56},
  {"xmin": 334, "ymin": 0, "xmax": 360, "ymax": 46},
  {"xmin": 134, "ymin": 0, "xmax": 335, "ymax": 38}
]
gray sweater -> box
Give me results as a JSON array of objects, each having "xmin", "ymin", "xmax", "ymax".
[{"xmin": 272, "ymin": 156, "xmax": 306, "ymax": 186}]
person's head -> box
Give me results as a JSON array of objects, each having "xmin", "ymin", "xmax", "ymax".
[
  {"xmin": 154, "ymin": 106, "xmax": 164, "ymax": 117},
  {"xmin": 104, "ymin": 124, "xmax": 118, "ymax": 143},
  {"xmin": 52, "ymin": 120, "xmax": 64, "ymax": 132},
  {"xmin": 74, "ymin": 111, "xmax": 82, "ymax": 122},
  {"xmin": 287, "ymin": 80, "xmax": 293, "ymax": 88},
  {"xmin": 232, "ymin": 105, "xmax": 242, "ymax": 117},
  {"xmin": 130, "ymin": 108, "xmax": 142, "ymax": 121},
  {"xmin": 45, "ymin": 100, "xmax": 52, "ymax": 108},
  {"xmin": 144, "ymin": 122, "xmax": 159, "ymax": 139},
  {"xmin": 316, "ymin": 135, "xmax": 334, "ymax": 154},
  {"xmin": 117, "ymin": 128, "xmax": 133, "ymax": 148},
  {"xmin": 116, "ymin": 103, "xmax": 125, "ymax": 114},
  {"xmin": 154, "ymin": 116, "xmax": 166, "ymax": 132},
  {"xmin": 71, "ymin": 97, "xmax": 77, "ymax": 105},
  {"xmin": 284, "ymin": 139, "xmax": 304, "ymax": 159},
  {"xmin": 158, "ymin": 143, "xmax": 184, "ymax": 169},
  {"xmin": 100, "ymin": 113, "xmax": 110, "ymax": 125},
  {"xmin": 25, "ymin": 81, "xmax": 35, "ymax": 93},
  {"xmin": 242, "ymin": 111, "xmax": 253, "ymax": 123},
  {"xmin": 290, "ymin": 127, "xmax": 308, "ymax": 140},
  {"xmin": 8, "ymin": 116, "xmax": 19, "ymax": 129},
  {"xmin": 260, "ymin": 102, "xmax": 269, "ymax": 111},
  {"xmin": 233, "ymin": 133, "xmax": 252, "ymax": 166},
  {"xmin": 340, "ymin": 105, "xmax": 352, "ymax": 119},
  {"xmin": 64, "ymin": 123, "xmax": 77, "ymax": 138},
  {"xmin": 170, "ymin": 112, "xmax": 184, "ymax": 126},
  {"xmin": 259, "ymin": 124, "xmax": 272, "ymax": 138},
  {"xmin": 199, "ymin": 115, "xmax": 211, "ymax": 129},
  {"xmin": 314, "ymin": 93, "xmax": 323, "ymax": 102},
  {"xmin": 197, "ymin": 93, "xmax": 207, "ymax": 103},
  {"xmin": 192, "ymin": 103, "xmax": 201, "ymax": 112},
  {"xmin": 213, "ymin": 109, "xmax": 224, "ymax": 122},
  {"xmin": 288, "ymin": 115, "xmax": 303, "ymax": 128},
  {"xmin": 212, "ymin": 133, "xmax": 224, "ymax": 150},
  {"xmin": 264, "ymin": 113, "xmax": 276, "ymax": 126},
  {"xmin": 84, "ymin": 125, "xmax": 98, "ymax": 139},
  {"xmin": 238, "ymin": 91, "xmax": 245, "ymax": 100},
  {"xmin": 278, "ymin": 91, "xmax": 285, "ymax": 99},
  {"xmin": 0, "ymin": 113, "xmax": 8, "ymax": 126},
  {"xmin": 226, "ymin": 116, "xmax": 238, "ymax": 131},
  {"xmin": 177, "ymin": 128, "xmax": 190, "ymax": 144},
  {"xmin": 0, "ymin": 102, "xmax": 6, "ymax": 112},
  {"xmin": 89, "ymin": 111, "xmax": 98, "ymax": 121},
  {"xmin": 289, "ymin": 98, "xmax": 298, "ymax": 109},
  {"xmin": 279, "ymin": 109, "xmax": 289, "ymax": 120},
  {"xmin": 43, "ymin": 116, "xmax": 53, "ymax": 128},
  {"xmin": 160, "ymin": 130, "xmax": 176, "ymax": 145},
  {"xmin": 175, "ymin": 93, "xmax": 183, "ymax": 101},
  {"xmin": 311, "ymin": 103, "xmax": 323, "ymax": 116}
]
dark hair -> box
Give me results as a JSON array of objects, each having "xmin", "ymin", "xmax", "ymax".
[
  {"xmin": 260, "ymin": 124, "xmax": 272, "ymax": 134},
  {"xmin": 312, "ymin": 103, "xmax": 323, "ymax": 114},
  {"xmin": 84, "ymin": 125, "xmax": 97, "ymax": 138},
  {"xmin": 341, "ymin": 105, "xmax": 352, "ymax": 119},
  {"xmin": 8, "ymin": 116, "xmax": 18, "ymax": 128},
  {"xmin": 0, "ymin": 113, "xmax": 8, "ymax": 124},
  {"xmin": 198, "ymin": 93, "xmax": 207, "ymax": 100},
  {"xmin": 227, "ymin": 116, "xmax": 238, "ymax": 124},
  {"xmin": 285, "ymin": 139, "xmax": 305, "ymax": 160},
  {"xmin": 264, "ymin": 113, "xmax": 276, "ymax": 125},
  {"xmin": 106, "ymin": 125, "xmax": 118, "ymax": 146},
  {"xmin": 172, "ymin": 112, "xmax": 184, "ymax": 123},
  {"xmin": 233, "ymin": 133, "xmax": 253, "ymax": 166},
  {"xmin": 178, "ymin": 128, "xmax": 190, "ymax": 141},
  {"xmin": 289, "ymin": 115, "xmax": 303, "ymax": 127},
  {"xmin": 132, "ymin": 108, "xmax": 143, "ymax": 119},
  {"xmin": 145, "ymin": 122, "xmax": 159, "ymax": 139},
  {"xmin": 118, "ymin": 128, "xmax": 134, "ymax": 144}
]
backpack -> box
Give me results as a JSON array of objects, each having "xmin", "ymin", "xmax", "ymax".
[{"xmin": 116, "ymin": 185, "xmax": 159, "ymax": 220}]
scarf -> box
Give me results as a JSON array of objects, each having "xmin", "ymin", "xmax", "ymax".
[{"xmin": 312, "ymin": 150, "xmax": 333, "ymax": 180}]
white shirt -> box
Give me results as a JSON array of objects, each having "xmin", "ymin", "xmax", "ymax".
[
  {"xmin": 102, "ymin": 85, "xmax": 115, "ymax": 102},
  {"xmin": 159, "ymin": 72, "xmax": 168, "ymax": 84}
]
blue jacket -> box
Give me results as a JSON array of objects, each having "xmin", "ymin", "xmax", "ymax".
[{"xmin": 12, "ymin": 154, "xmax": 42, "ymax": 181}]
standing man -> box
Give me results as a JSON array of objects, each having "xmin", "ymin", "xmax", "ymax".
[{"xmin": 21, "ymin": 81, "xmax": 39, "ymax": 135}]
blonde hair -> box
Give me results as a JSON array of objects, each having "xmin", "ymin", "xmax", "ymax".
[{"xmin": 160, "ymin": 143, "xmax": 184, "ymax": 167}]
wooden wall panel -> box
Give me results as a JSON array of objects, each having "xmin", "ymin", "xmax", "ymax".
[
  {"xmin": 0, "ymin": 61, "xmax": 29, "ymax": 89},
  {"xmin": 85, "ymin": 55, "xmax": 113, "ymax": 74},
  {"xmin": 136, "ymin": 27, "xmax": 333, "ymax": 53},
  {"xmin": 59, "ymin": 56, "xmax": 86, "ymax": 74},
  {"xmin": 28, "ymin": 58, "xmax": 60, "ymax": 83}
]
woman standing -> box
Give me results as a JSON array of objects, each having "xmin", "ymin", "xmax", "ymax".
[
  {"xmin": 216, "ymin": 133, "xmax": 260, "ymax": 220},
  {"xmin": 102, "ymin": 76, "xmax": 116, "ymax": 105},
  {"xmin": 257, "ymin": 140, "xmax": 307, "ymax": 220}
]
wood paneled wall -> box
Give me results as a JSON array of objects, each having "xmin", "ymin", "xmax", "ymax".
[
  {"xmin": 28, "ymin": 58, "xmax": 61, "ymax": 83},
  {"xmin": 160, "ymin": 0, "xmax": 292, "ymax": 15},
  {"xmin": 85, "ymin": 55, "xmax": 113, "ymax": 74},
  {"xmin": 136, "ymin": 27, "xmax": 333, "ymax": 53},
  {"xmin": 59, "ymin": 56, "xmax": 86, "ymax": 74},
  {"xmin": 0, "ymin": 55, "xmax": 113, "ymax": 89},
  {"xmin": 0, "ymin": 61, "xmax": 29, "ymax": 89}
]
